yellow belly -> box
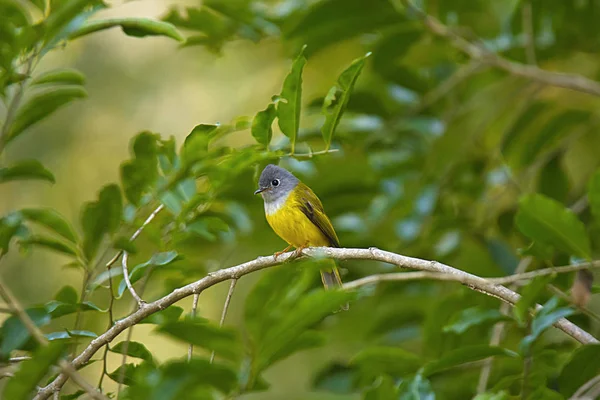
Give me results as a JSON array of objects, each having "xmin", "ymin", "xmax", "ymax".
[{"xmin": 265, "ymin": 201, "xmax": 330, "ymax": 248}]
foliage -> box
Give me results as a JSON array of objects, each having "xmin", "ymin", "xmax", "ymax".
[{"xmin": 1, "ymin": 0, "xmax": 600, "ymax": 399}]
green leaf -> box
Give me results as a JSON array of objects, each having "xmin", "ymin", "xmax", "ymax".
[
  {"xmin": 8, "ymin": 86, "xmax": 87, "ymax": 143},
  {"xmin": 20, "ymin": 208, "xmax": 77, "ymax": 243},
  {"xmin": 31, "ymin": 68, "xmax": 85, "ymax": 86},
  {"xmin": 46, "ymin": 330, "xmax": 97, "ymax": 341},
  {"xmin": 138, "ymin": 306, "xmax": 183, "ymax": 325},
  {"xmin": 44, "ymin": 0, "xmax": 104, "ymax": 43},
  {"xmin": 520, "ymin": 296, "xmax": 574, "ymax": 354},
  {"xmin": 20, "ymin": 235, "xmax": 77, "ymax": 256},
  {"xmin": 0, "ymin": 212, "xmax": 27, "ymax": 255},
  {"xmin": 588, "ymin": 169, "xmax": 600, "ymax": 224},
  {"xmin": 55, "ymin": 285, "xmax": 78, "ymax": 304},
  {"xmin": 60, "ymin": 390, "xmax": 86, "ymax": 400},
  {"xmin": 3, "ymin": 342, "xmax": 65, "ymax": 400},
  {"xmin": 0, "ymin": 307, "xmax": 51, "ymax": 356},
  {"xmin": 422, "ymin": 346, "xmax": 518, "ymax": 377},
  {"xmin": 277, "ymin": 45, "xmax": 307, "ymax": 154},
  {"xmin": 108, "ymin": 363, "xmax": 139, "ymax": 386},
  {"xmin": 180, "ymin": 125, "xmax": 210, "ymax": 168},
  {"xmin": 443, "ymin": 307, "xmax": 510, "ymax": 334},
  {"xmin": 321, "ymin": 52, "xmax": 370, "ymax": 150},
  {"xmin": 118, "ymin": 251, "xmax": 180, "ymax": 297},
  {"xmin": 473, "ymin": 392, "xmax": 510, "ymax": 400},
  {"xmin": 558, "ymin": 344, "xmax": 600, "ymax": 397},
  {"xmin": 112, "ymin": 236, "xmax": 137, "ymax": 254},
  {"xmin": 154, "ymin": 359, "xmax": 237, "ymax": 396},
  {"xmin": 69, "ymin": 18, "xmax": 184, "ymax": 42},
  {"xmin": 109, "ymin": 341, "xmax": 154, "ymax": 363},
  {"xmin": 516, "ymin": 193, "xmax": 591, "ymax": 259},
  {"xmin": 251, "ymin": 103, "xmax": 277, "ymax": 147},
  {"xmin": 256, "ymin": 289, "xmax": 355, "ymax": 372},
  {"xmin": 364, "ymin": 375, "xmax": 398, "ymax": 400},
  {"xmin": 268, "ymin": 331, "xmax": 326, "ymax": 367},
  {"xmin": 514, "ymin": 275, "xmax": 555, "ymax": 325},
  {"xmin": 81, "ymin": 184, "xmax": 123, "ymax": 261},
  {"xmin": 351, "ymin": 347, "xmax": 422, "ymax": 378},
  {"xmin": 120, "ymin": 132, "xmax": 160, "ymax": 206},
  {"xmin": 397, "ymin": 374, "xmax": 435, "ymax": 400},
  {"xmin": 155, "ymin": 317, "xmax": 241, "ymax": 361},
  {"xmin": 0, "ymin": 160, "xmax": 55, "ymax": 184}
]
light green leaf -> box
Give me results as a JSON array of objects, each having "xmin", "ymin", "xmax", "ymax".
[
  {"xmin": 520, "ymin": 296, "xmax": 574, "ymax": 354},
  {"xmin": 69, "ymin": 18, "xmax": 184, "ymax": 42},
  {"xmin": 44, "ymin": 0, "xmax": 104, "ymax": 43},
  {"xmin": 120, "ymin": 132, "xmax": 160, "ymax": 206},
  {"xmin": 351, "ymin": 347, "xmax": 422, "ymax": 378},
  {"xmin": 443, "ymin": 307, "xmax": 510, "ymax": 334},
  {"xmin": 321, "ymin": 52, "xmax": 370, "ymax": 150},
  {"xmin": 277, "ymin": 45, "xmax": 307, "ymax": 154},
  {"xmin": 118, "ymin": 251, "xmax": 181, "ymax": 297},
  {"xmin": 514, "ymin": 275, "xmax": 555, "ymax": 325},
  {"xmin": 20, "ymin": 208, "xmax": 77, "ymax": 243},
  {"xmin": 8, "ymin": 86, "xmax": 87, "ymax": 143},
  {"xmin": 81, "ymin": 184, "xmax": 123, "ymax": 261},
  {"xmin": 3, "ymin": 342, "xmax": 65, "ymax": 400},
  {"xmin": 422, "ymin": 345, "xmax": 518, "ymax": 377},
  {"xmin": 0, "ymin": 160, "xmax": 55, "ymax": 184},
  {"xmin": 516, "ymin": 193, "xmax": 591, "ymax": 259},
  {"xmin": 0, "ymin": 212, "xmax": 27, "ymax": 255},
  {"xmin": 109, "ymin": 341, "xmax": 154, "ymax": 364},
  {"xmin": 588, "ymin": 169, "xmax": 600, "ymax": 224},
  {"xmin": 251, "ymin": 103, "xmax": 277, "ymax": 147},
  {"xmin": 20, "ymin": 235, "xmax": 77, "ymax": 256},
  {"xmin": 0, "ymin": 307, "xmax": 51, "ymax": 356},
  {"xmin": 364, "ymin": 375, "xmax": 398, "ymax": 400},
  {"xmin": 31, "ymin": 68, "xmax": 85, "ymax": 86},
  {"xmin": 156, "ymin": 317, "xmax": 241, "ymax": 361}
]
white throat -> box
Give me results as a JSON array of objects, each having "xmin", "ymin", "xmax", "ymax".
[{"xmin": 264, "ymin": 191, "xmax": 290, "ymax": 216}]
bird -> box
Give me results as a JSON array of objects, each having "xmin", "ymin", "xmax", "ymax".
[{"xmin": 254, "ymin": 164, "xmax": 348, "ymax": 311}]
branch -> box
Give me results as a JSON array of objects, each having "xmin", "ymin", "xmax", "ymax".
[
  {"xmin": 121, "ymin": 252, "xmax": 144, "ymax": 307},
  {"xmin": 0, "ymin": 280, "xmax": 108, "ymax": 400},
  {"xmin": 187, "ymin": 293, "xmax": 200, "ymax": 362},
  {"xmin": 35, "ymin": 247, "xmax": 598, "ymax": 399},
  {"xmin": 210, "ymin": 278, "xmax": 237, "ymax": 363},
  {"xmin": 398, "ymin": 0, "xmax": 600, "ymax": 97}
]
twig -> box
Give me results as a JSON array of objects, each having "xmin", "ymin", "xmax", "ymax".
[
  {"xmin": 9, "ymin": 356, "xmax": 32, "ymax": 363},
  {"xmin": 97, "ymin": 256, "xmax": 117, "ymax": 391},
  {"xmin": 210, "ymin": 279, "xmax": 237, "ymax": 363},
  {"xmin": 34, "ymin": 247, "xmax": 598, "ymax": 399},
  {"xmin": 0, "ymin": 279, "xmax": 108, "ymax": 400},
  {"xmin": 121, "ymin": 252, "xmax": 144, "ymax": 307},
  {"xmin": 397, "ymin": 0, "xmax": 600, "ymax": 97},
  {"xmin": 187, "ymin": 293, "xmax": 200, "ymax": 362},
  {"xmin": 522, "ymin": 1, "xmax": 536, "ymax": 65},
  {"xmin": 286, "ymin": 148, "xmax": 339, "ymax": 159}
]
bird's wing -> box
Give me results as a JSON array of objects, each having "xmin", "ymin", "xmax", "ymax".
[{"xmin": 296, "ymin": 182, "xmax": 340, "ymax": 247}]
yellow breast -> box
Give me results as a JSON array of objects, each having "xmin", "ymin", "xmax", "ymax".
[{"xmin": 265, "ymin": 189, "xmax": 330, "ymax": 248}]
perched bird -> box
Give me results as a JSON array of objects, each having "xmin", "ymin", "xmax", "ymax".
[{"xmin": 254, "ymin": 164, "xmax": 348, "ymax": 310}]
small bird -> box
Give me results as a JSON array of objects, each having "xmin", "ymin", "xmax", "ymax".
[{"xmin": 254, "ymin": 164, "xmax": 348, "ymax": 310}]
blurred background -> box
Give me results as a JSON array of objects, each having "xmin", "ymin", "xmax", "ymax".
[{"xmin": 2, "ymin": 0, "xmax": 600, "ymax": 399}]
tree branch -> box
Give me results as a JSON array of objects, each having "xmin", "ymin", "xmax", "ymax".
[
  {"xmin": 397, "ymin": 0, "xmax": 600, "ymax": 97},
  {"xmin": 34, "ymin": 247, "xmax": 598, "ymax": 399},
  {"xmin": 210, "ymin": 278, "xmax": 237, "ymax": 363}
]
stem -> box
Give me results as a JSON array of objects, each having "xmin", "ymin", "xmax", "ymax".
[
  {"xmin": 210, "ymin": 279, "xmax": 237, "ymax": 363},
  {"xmin": 187, "ymin": 293, "xmax": 200, "ymax": 361}
]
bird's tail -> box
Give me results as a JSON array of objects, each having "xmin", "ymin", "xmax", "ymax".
[{"xmin": 320, "ymin": 261, "xmax": 349, "ymax": 311}]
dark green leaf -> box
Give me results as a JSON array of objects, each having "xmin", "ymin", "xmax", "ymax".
[
  {"xmin": 109, "ymin": 341, "xmax": 154, "ymax": 363},
  {"xmin": 20, "ymin": 208, "xmax": 77, "ymax": 243},
  {"xmin": 3, "ymin": 342, "xmax": 64, "ymax": 400},
  {"xmin": 69, "ymin": 18, "xmax": 184, "ymax": 41},
  {"xmin": 313, "ymin": 363, "xmax": 356, "ymax": 394},
  {"xmin": 31, "ymin": 68, "xmax": 85, "ymax": 86},
  {"xmin": 154, "ymin": 358, "xmax": 237, "ymax": 396},
  {"xmin": 558, "ymin": 344, "xmax": 600, "ymax": 397},
  {"xmin": 277, "ymin": 45, "xmax": 306, "ymax": 154},
  {"xmin": 156, "ymin": 317, "xmax": 241, "ymax": 361},
  {"xmin": 55, "ymin": 285, "xmax": 78, "ymax": 304},
  {"xmin": 60, "ymin": 390, "xmax": 86, "ymax": 400},
  {"xmin": 120, "ymin": 132, "xmax": 160, "ymax": 206},
  {"xmin": 588, "ymin": 169, "xmax": 600, "ymax": 225},
  {"xmin": 8, "ymin": 86, "xmax": 87, "ymax": 143},
  {"xmin": 251, "ymin": 103, "xmax": 277, "ymax": 147},
  {"xmin": 514, "ymin": 275, "xmax": 555, "ymax": 325},
  {"xmin": 351, "ymin": 347, "xmax": 422, "ymax": 378},
  {"xmin": 180, "ymin": 125, "xmax": 210, "ymax": 167},
  {"xmin": 443, "ymin": 307, "xmax": 510, "ymax": 334},
  {"xmin": 20, "ymin": 235, "xmax": 77, "ymax": 256},
  {"xmin": 46, "ymin": 330, "xmax": 97, "ymax": 341},
  {"xmin": 516, "ymin": 193, "xmax": 591, "ymax": 259},
  {"xmin": 268, "ymin": 331, "xmax": 325, "ymax": 367},
  {"xmin": 138, "ymin": 306, "xmax": 183, "ymax": 325},
  {"xmin": 81, "ymin": 184, "xmax": 122, "ymax": 261},
  {"xmin": 0, "ymin": 212, "xmax": 27, "ymax": 255},
  {"xmin": 118, "ymin": 251, "xmax": 180, "ymax": 297},
  {"xmin": 321, "ymin": 52, "xmax": 370, "ymax": 150},
  {"xmin": 520, "ymin": 297, "xmax": 574, "ymax": 354},
  {"xmin": 0, "ymin": 307, "xmax": 51, "ymax": 356},
  {"xmin": 0, "ymin": 160, "xmax": 55, "ymax": 184},
  {"xmin": 422, "ymin": 346, "xmax": 518, "ymax": 377},
  {"xmin": 112, "ymin": 236, "xmax": 137, "ymax": 254},
  {"xmin": 108, "ymin": 363, "xmax": 139, "ymax": 386}
]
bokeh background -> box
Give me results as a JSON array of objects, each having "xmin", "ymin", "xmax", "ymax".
[{"xmin": 3, "ymin": 0, "xmax": 600, "ymax": 399}]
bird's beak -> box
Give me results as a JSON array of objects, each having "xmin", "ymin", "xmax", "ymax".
[{"xmin": 254, "ymin": 187, "xmax": 267, "ymax": 195}]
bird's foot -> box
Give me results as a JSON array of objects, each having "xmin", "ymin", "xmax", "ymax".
[{"xmin": 274, "ymin": 245, "xmax": 293, "ymax": 260}]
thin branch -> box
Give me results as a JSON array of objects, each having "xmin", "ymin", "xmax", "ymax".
[
  {"xmin": 521, "ymin": 1, "xmax": 536, "ymax": 65},
  {"xmin": 397, "ymin": 0, "xmax": 600, "ymax": 97},
  {"xmin": 571, "ymin": 374, "xmax": 600, "ymax": 400},
  {"xmin": 121, "ymin": 252, "xmax": 144, "ymax": 307},
  {"xmin": 0, "ymin": 279, "xmax": 108, "ymax": 400},
  {"xmin": 187, "ymin": 293, "xmax": 200, "ymax": 362},
  {"xmin": 97, "ymin": 256, "xmax": 117, "ymax": 391},
  {"xmin": 210, "ymin": 279, "xmax": 237, "ymax": 363},
  {"xmin": 286, "ymin": 148, "xmax": 340, "ymax": 160},
  {"xmin": 34, "ymin": 247, "xmax": 598, "ymax": 399}
]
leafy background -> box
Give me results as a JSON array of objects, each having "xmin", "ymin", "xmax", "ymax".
[{"xmin": 2, "ymin": 0, "xmax": 600, "ymax": 399}]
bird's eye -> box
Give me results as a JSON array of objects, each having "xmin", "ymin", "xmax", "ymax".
[{"xmin": 272, "ymin": 179, "xmax": 280, "ymax": 187}]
